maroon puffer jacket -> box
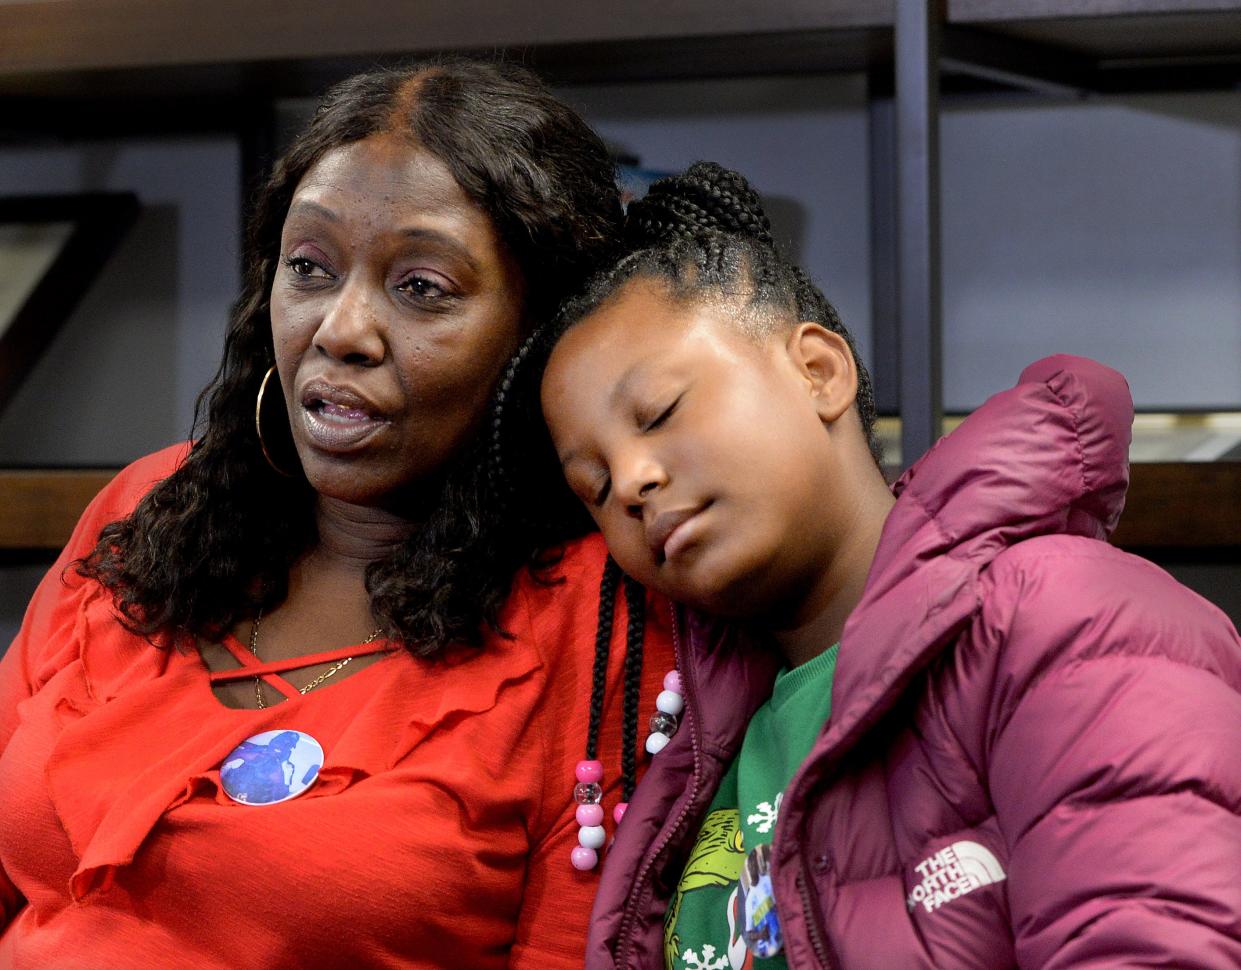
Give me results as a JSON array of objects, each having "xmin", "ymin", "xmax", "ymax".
[{"xmin": 588, "ymin": 356, "xmax": 1241, "ymax": 969}]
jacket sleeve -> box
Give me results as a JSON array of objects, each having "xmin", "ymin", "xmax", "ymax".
[{"xmin": 982, "ymin": 542, "xmax": 1241, "ymax": 969}]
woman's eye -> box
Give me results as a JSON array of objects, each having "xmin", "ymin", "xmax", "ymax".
[
  {"xmin": 282, "ymin": 255, "xmax": 330, "ymax": 279},
  {"xmin": 591, "ymin": 478, "xmax": 611, "ymax": 508},
  {"xmin": 398, "ymin": 274, "xmax": 450, "ymax": 301}
]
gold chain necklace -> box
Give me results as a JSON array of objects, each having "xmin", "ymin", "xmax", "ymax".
[{"xmin": 248, "ymin": 610, "xmax": 383, "ymax": 710}]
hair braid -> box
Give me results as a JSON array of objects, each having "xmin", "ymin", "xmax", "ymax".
[
  {"xmin": 619, "ymin": 575, "xmax": 646, "ymax": 802},
  {"xmin": 625, "ymin": 161, "xmax": 774, "ymax": 249},
  {"xmin": 490, "ymin": 161, "xmax": 885, "ymax": 529},
  {"xmin": 544, "ymin": 161, "xmax": 881, "ymax": 465},
  {"xmin": 584, "ymin": 556, "xmax": 622, "ymax": 761}
]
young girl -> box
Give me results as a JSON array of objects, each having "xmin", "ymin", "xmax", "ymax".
[{"xmin": 508, "ymin": 163, "xmax": 1241, "ymax": 968}]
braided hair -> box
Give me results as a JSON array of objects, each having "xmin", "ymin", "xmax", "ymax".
[
  {"xmin": 490, "ymin": 160, "xmax": 881, "ymax": 547},
  {"xmin": 492, "ymin": 163, "xmax": 858, "ymax": 812},
  {"xmin": 581, "ymin": 556, "xmax": 647, "ymax": 804}
]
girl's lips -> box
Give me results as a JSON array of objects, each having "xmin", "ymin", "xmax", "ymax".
[
  {"xmin": 661, "ymin": 511, "xmax": 704, "ymax": 564},
  {"xmin": 647, "ymin": 504, "xmax": 710, "ymax": 564}
]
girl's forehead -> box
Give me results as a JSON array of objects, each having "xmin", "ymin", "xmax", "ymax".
[
  {"xmin": 546, "ymin": 288, "xmax": 769, "ymax": 405},
  {"xmin": 554, "ymin": 289, "xmax": 696, "ymax": 373},
  {"xmin": 572, "ymin": 280, "xmax": 742, "ymax": 348}
]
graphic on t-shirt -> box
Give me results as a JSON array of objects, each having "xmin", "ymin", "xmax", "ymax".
[
  {"xmin": 738, "ymin": 842, "xmax": 781, "ymax": 959},
  {"xmin": 673, "ymin": 886, "xmax": 753, "ymax": 970},
  {"xmin": 746, "ymin": 792, "xmax": 782, "ymax": 834},
  {"xmin": 665, "ymin": 808, "xmax": 748, "ymax": 969},
  {"xmin": 667, "ymin": 644, "xmax": 839, "ymax": 970}
]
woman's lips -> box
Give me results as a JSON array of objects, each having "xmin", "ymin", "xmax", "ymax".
[
  {"xmin": 319, "ymin": 400, "xmax": 372, "ymax": 422},
  {"xmin": 299, "ymin": 404, "xmax": 386, "ymax": 452},
  {"xmin": 297, "ymin": 380, "xmax": 389, "ymax": 453}
]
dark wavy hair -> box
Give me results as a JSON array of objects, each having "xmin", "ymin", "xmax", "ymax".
[
  {"xmin": 490, "ymin": 161, "xmax": 881, "ymax": 542},
  {"xmin": 79, "ymin": 58, "xmax": 624, "ymax": 655}
]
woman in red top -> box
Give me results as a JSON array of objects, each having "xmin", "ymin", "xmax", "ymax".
[{"xmin": 0, "ymin": 60, "xmax": 673, "ymax": 968}]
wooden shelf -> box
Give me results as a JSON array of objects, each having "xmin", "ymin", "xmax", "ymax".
[
  {"xmin": 1, "ymin": 463, "xmax": 1235, "ymax": 553},
  {"xmin": 952, "ymin": 0, "xmax": 1241, "ymax": 22},
  {"xmin": 5, "ymin": 0, "xmax": 1241, "ymax": 105},
  {"xmin": 1112, "ymin": 462, "xmax": 1241, "ymax": 548},
  {"xmin": 0, "ymin": 469, "xmax": 116, "ymax": 551},
  {"xmin": 1, "ymin": 0, "xmax": 889, "ymax": 74}
]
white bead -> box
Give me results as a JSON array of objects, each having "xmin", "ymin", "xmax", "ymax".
[
  {"xmin": 655, "ymin": 689, "xmax": 684, "ymax": 716},
  {"xmin": 578, "ymin": 825, "xmax": 606, "ymax": 849},
  {"xmin": 645, "ymin": 731, "xmax": 671, "ymax": 755}
]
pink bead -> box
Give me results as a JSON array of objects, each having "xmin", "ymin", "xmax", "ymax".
[
  {"xmin": 613, "ymin": 802, "xmax": 629, "ymax": 824},
  {"xmin": 570, "ymin": 846, "xmax": 598, "ymax": 871},
  {"xmin": 663, "ymin": 670, "xmax": 683, "ymax": 694},
  {"xmin": 576, "ymin": 803, "xmax": 605, "ymax": 827},
  {"xmin": 575, "ymin": 759, "xmax": 604, "ymax": 783}
]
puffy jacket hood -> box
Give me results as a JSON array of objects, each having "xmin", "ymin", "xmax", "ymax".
[
  {"xmin": 817, "ymin": 355, "xmax": 1133, "ymax": 773},
  {"xmin": 883, "ymin": 353, "xmax": 1131, "ymax": 594},
  {"xmin": 841, "ymin": 355, "xmax": 1128, "ymax": 730}
]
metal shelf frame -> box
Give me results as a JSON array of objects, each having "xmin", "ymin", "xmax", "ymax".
[{"xmin": 4, "ymin": 0, "xmax": 1241, "ymax": 548}]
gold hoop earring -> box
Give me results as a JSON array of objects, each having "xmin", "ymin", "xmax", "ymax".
[{"xmin": 256, "ymin": 365, "xmax": 295, "ymax": 478}]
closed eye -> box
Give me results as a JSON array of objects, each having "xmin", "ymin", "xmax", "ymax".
[
  {"xmin": 564, "ymin": 465, "xmax": 611, "ymax": 509},
  {"xmin": 643, "ymin": 394, "xmax": 682, "ymax": 432}
]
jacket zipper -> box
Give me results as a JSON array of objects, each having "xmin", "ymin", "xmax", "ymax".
[
  {"xmin": 796, "ymin": 867, "xmax": 835, "ymax": 969},
  {"xmin": 615, "ymin": 602, "xmax": 703, "ymax": 969}
]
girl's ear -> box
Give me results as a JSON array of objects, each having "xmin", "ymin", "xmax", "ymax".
[{"xmin": 784, "ymin": 323, "xmax": 857, "ymax": 423}]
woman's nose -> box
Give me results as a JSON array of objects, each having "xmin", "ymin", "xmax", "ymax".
[{"xmin": 312, "ymin": 281, "xmax": 386, "ymax": 365}]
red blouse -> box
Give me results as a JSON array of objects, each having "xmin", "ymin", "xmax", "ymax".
[{"xmin": 0, "ymin": 445, "xmax": 674, "ymax": 968}]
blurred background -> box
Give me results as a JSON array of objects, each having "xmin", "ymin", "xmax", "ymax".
[{"xmin": 3, "ymin": 0, "xmax": 1240, "ymax": 641}]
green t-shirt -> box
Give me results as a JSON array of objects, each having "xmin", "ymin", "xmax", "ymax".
[{"xmin": 664, "ymin": 643, "xmax": 839, "ymax": 970}]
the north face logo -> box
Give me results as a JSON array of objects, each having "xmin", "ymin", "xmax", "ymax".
[{"xmin": 906, "ymin": 841, "xmax": 1007, "ymax": 914}]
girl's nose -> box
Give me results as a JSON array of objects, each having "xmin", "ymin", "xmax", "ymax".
[
  {"xmin": 614, "ymin": 452, "xmax": 668, "ymax": 517},
  {"xmin": 312, "ymin": 281, "xmax": 386, "ymax": 365}
]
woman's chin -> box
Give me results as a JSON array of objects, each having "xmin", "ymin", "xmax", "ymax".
[
  {"xmin": 300, "ymin": 458, "xmax": 447, "ymax": 520},
  {"xmin": 298, "ymin": 457, "xmax": 395, "ymax": 507}
]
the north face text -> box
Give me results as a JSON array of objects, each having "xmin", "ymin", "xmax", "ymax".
[{"xmin": 906, "ymin": 840, "xmax": 1007, "ymax": 914}]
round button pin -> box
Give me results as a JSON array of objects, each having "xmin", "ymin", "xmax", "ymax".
[{"xmin": 220, "ymin": 729, "xmax": 325, "ymax": 806}]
